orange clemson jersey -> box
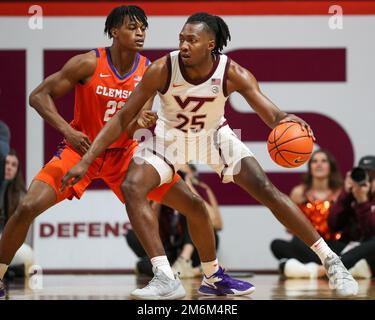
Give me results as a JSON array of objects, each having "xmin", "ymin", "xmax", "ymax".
[{"xmin": 70, "ymin": 47, "xmax": 150, "ymax": 149}]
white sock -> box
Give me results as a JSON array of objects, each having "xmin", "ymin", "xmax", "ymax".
[
  {"xmin": 310, "ymin": 237, "xmax": 334, "ymax": 264},
  {"xmin": 349, "ymin": 259, "xmax": 372, "ymax": 279},
  {"xmin": 151, "ymin": 256, "xmax": 175, "ymax": 280},
  {"xmin": 201, "ymin": 258, "xmax": 219, "ymax": 278},
  {"xmin": 0, "ymin": 263, "xmax": 8, "ymax": 280}
]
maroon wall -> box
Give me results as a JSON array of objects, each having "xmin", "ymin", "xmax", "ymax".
[{"xmin": 0, "ymin": 50, "xmax": 26, "ymax": 178}]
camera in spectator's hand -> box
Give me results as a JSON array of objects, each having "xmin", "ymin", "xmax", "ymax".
[
  {"xmin": 351, "ymin": 167, "xmax": 369, "ymax": 186},
  {"xmin": 351, "ymin": 155, "xmax": 375, "ymax": 186}
]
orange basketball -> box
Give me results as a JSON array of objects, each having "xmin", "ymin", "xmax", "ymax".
[{"xmin": 267, "ymin": 122, "xmax": 313, "ymax": 168}]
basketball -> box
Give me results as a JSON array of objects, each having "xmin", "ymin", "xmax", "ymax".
[{"xmin": 267, "ymin": 122, "xmax": 313, "ymax": 168}]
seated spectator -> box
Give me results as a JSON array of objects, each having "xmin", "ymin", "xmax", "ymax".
[
  {"xmin": 270, "ymin": 149, "xmax": 347, "ymax": 276},
  {"xmin": 0, "ymin": 121, "xmax": 10, "ymax": 207},
  {"xmin": 0, "ymin": 149, "xmax": 34, "ymax": 279},
  {"xmin": 327, "ymin": 155, "xmax": 375, "ymax": 279},
  {"xmin": 125, "ymin": 164, "xmax": 222, "ymax": 278},
  {"xmin": 280, "ymin": 155, "xmax": 375, "ymax": 279}
]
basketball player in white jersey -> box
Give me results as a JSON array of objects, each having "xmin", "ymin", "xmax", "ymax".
[{"xmin": 62, "ymin": 13, "xmax": 358, "ymax": 298}]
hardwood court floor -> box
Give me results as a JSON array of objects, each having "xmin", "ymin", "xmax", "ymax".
[{"xmin": 3, "ymin": 274, "xmax": 374, "ymax": 300}]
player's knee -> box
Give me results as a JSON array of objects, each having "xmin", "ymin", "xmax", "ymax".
[
  {"xmin": 121, "ymin": 179, "xmax": 135, "ymax": 198},
  {"xmin": 14, "ymin": 199, "xmax": 39, "ymax": 223},
  {"xmin": 257, "ymin": 179, "xmax": 274, "ymax": 196},
  {"xmin": 121, "ymin": 177, "xmax": 145, "ymax": 199},
  {"xmin": 256, "ymin": 179, "xmax": 280, "ymax": 204},
  {"xmin": 190, "ymin": 194, "xmax": 209, "ymax": 219},
  {"xmin": 194, "ymin": 195, "xmax": 206, "ymax": 212}
]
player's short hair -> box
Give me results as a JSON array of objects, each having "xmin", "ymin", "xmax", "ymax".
[
  {"xmin": 186, "ymin": 12, "xmax": 231, "ymax": 54},
  {"xmin": 104, "ymin": 5, "xmax": 148, "ymax": 39}
]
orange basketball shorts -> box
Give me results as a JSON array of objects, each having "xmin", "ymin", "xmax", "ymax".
[{"xmin": 34, "ymin": 142, "xmax": 180, "ymax": 204}]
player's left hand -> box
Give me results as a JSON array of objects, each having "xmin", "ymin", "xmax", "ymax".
[
  {"xmin": 137, "ymin": 110, "xmax": 158, "ymax": 128},
  {"xmin": 279, "ymin": 114, "xmax": 316, "ymax": 141},
  {"xmin": 60, "ymin": 160, "xmax": 90, "ymax": 192}
]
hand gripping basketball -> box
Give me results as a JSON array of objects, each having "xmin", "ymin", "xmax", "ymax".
[{"xmin": 267, "ymin": 122, "xmax": 314, "ymax": 168}]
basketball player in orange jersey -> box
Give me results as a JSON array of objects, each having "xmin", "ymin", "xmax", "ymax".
[
  {"xmin": 1, "ymin": 7, "xmax": 252, "ymax": 300},
  {"xmin": 63, "ymin": 12, "xmax": 359, "ymax": 298}
]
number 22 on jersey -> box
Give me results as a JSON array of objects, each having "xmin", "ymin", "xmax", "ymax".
[{"xmin": 103, "ymin": 100, "xmax": 125, "ymax": 122}]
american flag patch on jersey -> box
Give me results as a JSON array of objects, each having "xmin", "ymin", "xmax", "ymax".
[{"xmin": 211, "ymin": 78, "xmax": 221, "ymax": 85}]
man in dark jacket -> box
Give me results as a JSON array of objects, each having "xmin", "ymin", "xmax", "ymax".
[{"xmin": 329, "ymin": 155, "xmax": 375, "ymax": 278}]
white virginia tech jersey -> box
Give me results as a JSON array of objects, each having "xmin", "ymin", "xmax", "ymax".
[{"xmin": 156, "ymin": 50, "xmax": 230, "ymax": 135}]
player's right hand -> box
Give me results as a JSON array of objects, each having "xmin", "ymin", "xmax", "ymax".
[
  {"xmin": 60, "ymin": 160, "xmax": 89, "ymax": 192},
  {"xmin": 65, "ymin": 127, "xmax": 91, "ymax": 154},
  {"xmin": 279, "ymin": 114, "xmax": 316, "ymax": 141}
]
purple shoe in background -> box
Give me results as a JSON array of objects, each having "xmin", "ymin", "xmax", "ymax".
[
  {"xmin": 198, "ymin": 267, "xmax": 256, "ymax": 296},
  {"xmin": 0, "ymin": 279, "xmax": 5, "ymax": 299}
]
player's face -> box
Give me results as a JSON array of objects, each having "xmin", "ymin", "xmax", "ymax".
[
  {"xmin": 113, "ymin": 16, "xmax": 147, "ymax": 51},
  {"xmin": 179, "ymin": 23, "xmax": 215, "ymax": 67},
  {"xmin": 5, "ymin": 154, "xmax": 19, "ymax": 181},
  {"xmin": 310, "ymin": 152, "xmax": 330, "ymax": 179}
]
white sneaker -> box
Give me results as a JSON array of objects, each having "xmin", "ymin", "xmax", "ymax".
[
  {"xmin": 349, "ymin": 259, "xmax": 372, "ymax": 279},
  {"xmin": 172, "ymin": 257, "xmax": 195, "ymax": 278},
  {"xmin": 283, "ymin": 259, "xmax": 318, "ymax": 278},
  {"xmin": 130, "ymin": 267, "xmax": 186, "ymax": 300},
  {"xmin": 324, "ymin": 253, "xmax": 359, "ymax": 297}
]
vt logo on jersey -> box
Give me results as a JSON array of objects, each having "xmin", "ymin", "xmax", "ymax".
[
  {"xmin": 172, "ymin": 96, "xmax": 216, "ymax": 132},
  {"xmin": 173, "ymin": 96, "xmax": 216, "ymax": 112}
]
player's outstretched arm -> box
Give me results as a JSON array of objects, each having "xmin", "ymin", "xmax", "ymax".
[
  {"xmin": 29, "ymin": 51, "xmax": 97, "ymax": 153},
  {"xmin": 60, "ymin": 56, "xmax": 169, "ymax": 190},
  {"xmin": 227, "ymin": 60, "xmax": 315, "ymax": 139}
]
